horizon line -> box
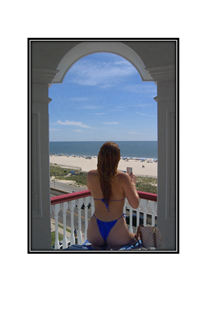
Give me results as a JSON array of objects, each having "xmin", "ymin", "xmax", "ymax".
[{"xmin": 49, "ymin": 140, "xmax": 157, "ymax": 142}]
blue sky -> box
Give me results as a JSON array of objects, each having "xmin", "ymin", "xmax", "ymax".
[{"xmin": 49, "ymin": 53, "xmax": 157, "ymax": 141}]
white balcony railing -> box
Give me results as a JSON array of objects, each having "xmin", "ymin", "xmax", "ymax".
[{"xmin": 50, "ymin": 190, "xmax": 157, "ymax": 250}]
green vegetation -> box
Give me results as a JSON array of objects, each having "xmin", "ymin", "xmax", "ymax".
[
  {"xmin": 50, "ymin": 164, "xmax": 87, "ymax": 186},
  {"xmin": 50, "ymin": 164, "xmax": 157, "ymax": 194},
  {"xmin": 58, "ymin": 224, "xmax": 71, "ymax": 233},
  {"xmin": 136, "ymin": 176, "xmax": 157, "ymax": 194},
  {"xmin": 51, "ymin": 231, "xmax": 63, "ymax": 246},
  {"xmin": 51, "ymin": 225, "xmax": 71, "ymax": 249},
  {"xmin": 50, "ymin": 164, "xmax": 80, "ymax": 177}
]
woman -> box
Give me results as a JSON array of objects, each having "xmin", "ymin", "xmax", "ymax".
[{"xmin": 87, "ymin": 141, "xmax": 140, "ymax": 250}]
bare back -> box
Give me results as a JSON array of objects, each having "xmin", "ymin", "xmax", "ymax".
[
  {"xmin": 87, "ymin": 169, "xmax": 139, "ymax": 216},
  {"xmin": 88, "ymin": 170, "xmax": 126, "ymax": 220},
  {"xmin": 87, "ymin": 169, "xmax": 140, "ymax": 249}
]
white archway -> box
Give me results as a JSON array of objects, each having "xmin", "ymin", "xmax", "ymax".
[
  {"xmin": 31, "ymin": 40, "xmax": 177, "ymax": 251},
  {"xmin": 52, "ymin": 41, "xmax": 153, "ymax": 84}
]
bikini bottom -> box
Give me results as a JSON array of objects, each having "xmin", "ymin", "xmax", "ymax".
[{"xmin": 93, "ymin": 213, "xmax": 125, "ymax": 242}]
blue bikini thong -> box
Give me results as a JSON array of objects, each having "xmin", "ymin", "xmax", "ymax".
[{"xmin": 93, "ymin": 213, "xmax": 125, "ymax": 242}]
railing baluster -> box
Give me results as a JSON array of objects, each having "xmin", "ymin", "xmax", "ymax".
[
  {"xmin": 152, "ymin": 213, "xmax": 155, "ymax": 226},
  {"xmin": 61, "ymin": 202, "xmax": 68, "ymax": 249},
  {"xmin": 143, "ymin": 200, "xmax": 148, "ymax": 226},
  {"xmin": 125, "ymin": 200, "xmax": 135, "ymax": 232},
  {"xmin": 84, "ymin": 197, "xmax": 89, "ymax": 241},
  {"xmin": 150, "ymin": 201, "xmax": 157, "ymax": 226},
  {"xmin": 69, "ymin": 200, "xmax": 76, "ymax": 245},
  {"xmin": 147, "ymin": 200, "xmax": 153, "ymax": 226},
  {"xmin": 138, "ymin": 199, "xmax": 146, "ymax": 226},
  {"xmin": 90, "ymin": 197, "xmax": 95, "ymax": 216},
  {"xmin": 137, "ymin": 199, "xmax": 142, "ymax": 227},
  {"xmin": 145, "ymin": 200, "xmax": 150, "ymax": 225},
  {"xmin": 137, "ymin": 207, "xmax": 140, "ymax": 227},
  {"xmin": 54, "ymin": 204, "xmax": 60, "ymax": 249},
  {"xmin": 77, "ymin": 198, "xmax": 83, "ymax": 244},
  {"xmin": 123, "ymin": 198, "xmax": 127, "ymax": 214},
  {"xmin": 129, "ymin": 206, "xmax": 133, "ymax": 233}
]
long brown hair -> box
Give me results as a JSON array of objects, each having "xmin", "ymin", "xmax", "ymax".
[{"xmin": 97, "ymin": 141, "xmax": 121, "ymax": 204}]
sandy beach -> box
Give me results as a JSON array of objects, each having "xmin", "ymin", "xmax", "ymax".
[{"xmin": 50, "ymin": 155, "xmax": 157, "ymax": 177}]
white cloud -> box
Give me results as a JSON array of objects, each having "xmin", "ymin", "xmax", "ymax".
[
  {"xmin": 103, "ymin": 122, "xmax": 119, "ymax": 125},
  {"xmin": 135, "ymin": 112, "xmax": 148, "ymax": 116},
  {"xmin": 67, "ymin": 57, "xmax": 137, "ymax": 88},
  {"xmin": 135, "ymin": 112, "xmax": 156, "ymax": 117},
  {"xmin": 99, "ymin": 84, "xmax": 113, "ymax": 89},
  {"xmin": 57, "ymin": 120, "xmax": 90, "ymax": 128},
  {"xmin": 114, "ymin": 60, "xmax": 133, "ymax": 66},
  {"xmin": 77, "ymin": 105, "xmax": 102, "ymax": 110},
  {"xmin": 124, "ymin": 84, "xmax": 157, "ymax": 97}
]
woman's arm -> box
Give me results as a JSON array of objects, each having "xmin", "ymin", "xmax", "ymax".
[
  {"xmin": 87, "ymin": 170, "xmax": 94, "ymax": 192},
  {"xmin": 87, "ymin": 170, "xmax": 98, "ymax": 195},
  {"xmin": 119, "ymin": 172, "xmax": 140, "ymax": 209}
]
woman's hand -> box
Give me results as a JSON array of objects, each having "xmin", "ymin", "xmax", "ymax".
[{"xmin": 130, "ymin": 172, "xmax": 137, "ymax": 185}]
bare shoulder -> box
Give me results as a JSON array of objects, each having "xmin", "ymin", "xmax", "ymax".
[
  {"xmin": 87, "ymin": 170, "xmax": 99, "ymax": 191},
  {"xmin": 87, "ymin": 170, "xmax": 98, "ymax": 180},
  {"xmin": 88, "ymin": 169, "xmax": 98, "ymax": 176},
  {"xmin": 117, "ymin": 171, "xmax": 129, "ymax": 183}
]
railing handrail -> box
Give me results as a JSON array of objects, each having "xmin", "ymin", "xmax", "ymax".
[
  {"xmin": 51, "ymin": 189, "xmax": 91, "ymax": 205},
  {"xmin": 138, "ymin": 191, "xmax": 157, "ymax": 202},
  {"xmin": 51, "ymin": 189, "xmax": 157, "ymax": 205}
]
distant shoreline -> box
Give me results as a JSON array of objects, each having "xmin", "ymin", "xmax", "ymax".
[
  {"xmin": 50, "ymin": 155, "xmax": 157, "ymax": 178},
  {"xmin": 49, "ymin": 141, "xmax": 158, "ymax": 159}
]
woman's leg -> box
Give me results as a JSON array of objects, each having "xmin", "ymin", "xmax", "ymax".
[
  {"xmin": 87, "ymin": 215, "xmax": 105, "ymax": 248},
  {"xmin": 106, "ymin": 216, "xmax": 136, "ymax": 249}
]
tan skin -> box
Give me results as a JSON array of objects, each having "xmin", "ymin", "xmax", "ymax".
[{"xmin": 87, "ymin": 169, "xmax": 140, "ymax": 250}]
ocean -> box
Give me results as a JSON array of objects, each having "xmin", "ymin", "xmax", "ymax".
[{"xmin": 49, "ymin": 141, "xmax": 157, "ymax": 159}]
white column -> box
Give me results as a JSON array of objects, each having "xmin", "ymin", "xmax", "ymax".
[
  {"xmin": 31, "ymin": 68, "xmax": 59, "ymax": 250},
  {"xmin": 147, "ymin": 65, "xmax": 177, "ymax": 250}
]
